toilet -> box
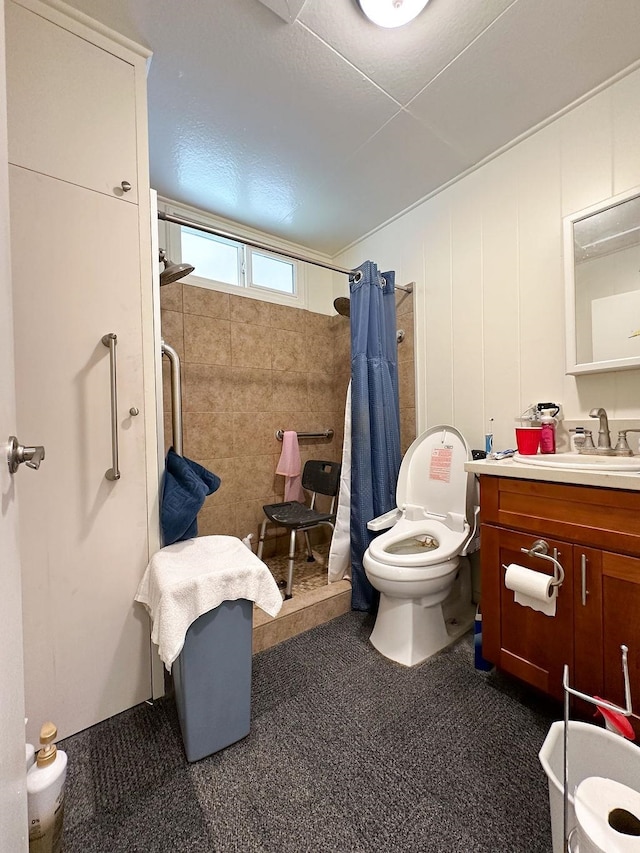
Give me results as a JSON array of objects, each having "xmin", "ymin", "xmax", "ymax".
[{"xmin": 363, "ymin": 424, "xmax": 478, "ymax": 667}]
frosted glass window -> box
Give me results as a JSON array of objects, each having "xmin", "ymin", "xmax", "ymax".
[
  {"xmin": 250, "ymin": 251, "xmax": 295, "ymax": 294},
  {"xmin": 181, "ymin": 227, "xmax": 241, "ymax": 286}
]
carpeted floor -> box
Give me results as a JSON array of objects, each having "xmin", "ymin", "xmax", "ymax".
[{"xmin": 60, "ymin": 612, "xmax": 560, "ymax": 852}]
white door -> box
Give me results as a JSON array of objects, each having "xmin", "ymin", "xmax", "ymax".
[
  {"xmin": 0, "ymin": 0, "xmax": 28, "ymax": 846},
  {"xmin": 10, "ymin": 166, "xmax": 152, "ymax": 741}
]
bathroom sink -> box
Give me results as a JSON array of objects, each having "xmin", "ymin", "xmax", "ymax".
[{"xmin": 513, "ymin": 452, "xmax": 640, "ymax": 472}]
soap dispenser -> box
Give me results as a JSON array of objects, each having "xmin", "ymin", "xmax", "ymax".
[
  {"xmin": 538, "ymin": 404, "xmax": 559, "ymax": 454},
  {"xmin": 26, "ymin": 722, "xmax": 68, "ymax": 853}
]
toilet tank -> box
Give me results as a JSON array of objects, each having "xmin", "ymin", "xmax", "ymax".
[{"xmin": 397, "ymin": 425, "xmax": 471, "ymax": 520}]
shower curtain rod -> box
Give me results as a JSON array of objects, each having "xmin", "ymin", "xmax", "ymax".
[{"xmin": 157, "ymin": 210, "xmax": 414, "ymax": 292}]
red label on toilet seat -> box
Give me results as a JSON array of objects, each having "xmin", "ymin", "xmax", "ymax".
[{"xmin": 429, "ymin": 446, "xmax": 453, "ymax": 482}]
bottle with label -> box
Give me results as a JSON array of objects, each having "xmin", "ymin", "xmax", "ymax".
[
  {"xmin": 27, "ymin": 722, "xmax": 67, "ymax": 853},
  {"xmin": 539, "ymin": 408, "xmax": 557, "ymax": 454}
]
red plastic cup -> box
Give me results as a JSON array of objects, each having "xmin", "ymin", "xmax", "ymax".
[{"xmin": 515, "ymin": 427, "xmax": 541, "ymax": 455}]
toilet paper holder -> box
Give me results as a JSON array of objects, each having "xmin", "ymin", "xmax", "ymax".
[{"xmin": 518, "ymin": 539, "xmax": 565, "ymax": 587}]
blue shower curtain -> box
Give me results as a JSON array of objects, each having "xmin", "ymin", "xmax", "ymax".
[{"xmin": 350, "ymin": 261, "xmax": 402, "ymax": 611}]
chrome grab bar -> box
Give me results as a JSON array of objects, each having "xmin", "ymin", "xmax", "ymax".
[
  {"xmin": 161, "ymin": 340, "xmax": 183, "ymax": 456},
  {"xmin": 101, "ymin": 333, "xmax": 120, "ymax": 481},
  {"xmin": 275, "ymin": 429, "xmax": 334, "ymax": 441}
]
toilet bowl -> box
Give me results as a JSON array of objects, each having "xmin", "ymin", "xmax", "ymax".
[{"xmin": 363, "ymin": 425, "xmax": 477, "ymax": 667}]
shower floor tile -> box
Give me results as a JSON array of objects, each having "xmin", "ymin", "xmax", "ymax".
[
  {"xmin": 262, "ymin": 542, "xmax": 331, "ymax": 595},
  {"xmin": 253, "ymin": 543, "xmax": 352, "ymax": 653}
]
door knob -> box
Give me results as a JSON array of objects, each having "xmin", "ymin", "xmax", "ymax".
[{"xmin": 7, "ymin": 435, "xmax": 46, "ymax": 474}]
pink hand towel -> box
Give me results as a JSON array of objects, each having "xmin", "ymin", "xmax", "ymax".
[{"xmin": 276, "ymin": 431, "xmax": 305, "ymax": 502}]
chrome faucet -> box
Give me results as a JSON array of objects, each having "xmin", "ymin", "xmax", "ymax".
[{"xmin": 588, "ymin": 407, "xmax": 614, "ymax": 454}]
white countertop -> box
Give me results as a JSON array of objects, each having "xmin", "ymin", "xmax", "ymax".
[{"xmin": 464, "ymin": 457, "xmax": 640, "ymax": 491}]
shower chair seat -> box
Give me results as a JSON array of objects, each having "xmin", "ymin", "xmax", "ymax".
[{"xmin": 256, "ymin": 460, "xmax": 341, "ymax": 599}]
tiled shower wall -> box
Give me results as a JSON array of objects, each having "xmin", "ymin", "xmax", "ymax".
[{"xmin": 160, "ymin": 281, "xmax": 415, "ymax": 557}]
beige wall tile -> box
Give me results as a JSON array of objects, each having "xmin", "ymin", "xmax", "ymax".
[
  {"xmin": 397, "ymin": 313, "xmax": 414, "ymax": 363},
  {"xmin": 306, "ymin": 310, "xmax": 331, "ymax": 335},
  {"xmin": 197, "ymin": 500, "xmax": 236, "ymax": 537},
  {"xmin": 183, "ymin": 363, "xmax": 234, "ymax": 413},
  {"xmin": 232, "ymin": 367, "xmax": 273, "ymax": 412},
  {"xmin": 333, "ymin": 332, "xmax": 351, "ymax": 375},
  {"xmin": 231, "ymin": 322, "xmax": 272, "ymax": 369},
  {"xmin": 396, "ymin": 290, "xmax": 413, "ymax": 317},
  {"xmin": 307, "ymin": 372, "xmax": 335, "ymax": 412},
  {"xmin": 272, "ymin": 371, "xmax": 308, "ymax": 412},
  {"xmin": 230, "ymin": 294, "xmax": 269, "ymax": 325},
  {"xmin": 183, "ymin": 411, "xmax": 234, "ymax": 459},
  {"xmin": 304, "ymin": 332, "xmax": 333, "ymax": 374},
  {"xmin": 400, "ymin": 407, "xmax": 417, "ymax": 453},
  {"xmin": 184, "ymin": 314, "xmax": 231, "ymax": 365},
  {"xmin": 232, "ymin": 411, "xmax": 279, "ymax": 456},
  {"xmin": 183, "ymin": 285, "xmax": 230, "ymax": 320},
  {"xmin": 269, "ymin": 302, "xmax": 303, "ymax": 331},
  {"xmin": 271, "ymin": 328, "xmax": 306, "ymax": 372},
  {"xmin": 235, "ymin": 454, "xmax": 279, "ymax": 501},
  {"xmin": 160, "ymin": 281, "xmax": 183, "ymax": 312},
  {"xmin": 399, "ymin": 358, "xmax": 416, "ymax": 409},
  {"xmin": 161, "ymin": 309, "xmax": 185, "ymax": 361}
]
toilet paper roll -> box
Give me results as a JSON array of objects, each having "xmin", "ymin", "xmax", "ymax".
[
  {"xmin": 503, "ymin": 563, "xmax": 557, "ymax": 616},
  {"xmin": 576, "ymin": 776, "xmax": 640, "ymax": 853}
]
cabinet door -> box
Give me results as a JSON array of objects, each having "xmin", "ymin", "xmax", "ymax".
[
  {"xmin": 482, "ymin": 524, "xmax": 573, "ymax": 700},
  {"xmin": 601, "ymin": 552, "xmax": 640, "ymax": 736},
  {"xmin": 10, "ymin": 166, "xmax": 151, "ymax": 740},
  {"xmin": 6, "ymin": 1, "xmax": 138, "ymax": 202}
]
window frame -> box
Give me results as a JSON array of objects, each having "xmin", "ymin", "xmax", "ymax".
[{"xmin": 163, "ymin": 204, "xmax": 306, "ymax": 308}]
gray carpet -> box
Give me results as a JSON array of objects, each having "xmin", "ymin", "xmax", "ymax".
[{"xmin": 60, "ymin": 612, "xmax": 559, "ymax": 852}]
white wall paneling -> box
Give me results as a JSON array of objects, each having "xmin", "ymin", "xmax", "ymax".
[{"xmin": 337, "ymin": 66, "xmax": 640, "ymax": 453}]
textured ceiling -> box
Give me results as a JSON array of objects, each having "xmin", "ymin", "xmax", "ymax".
[{"xmin": 60, "ymin": 0, "xmax": 640, "ymax": 255}]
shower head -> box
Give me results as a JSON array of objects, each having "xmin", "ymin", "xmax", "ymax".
[
  {"xmin": 159, "ymin": 249, "xmax": 195, "ymax": 286},
  {"xmin": 333, "ymin": 296, "xmax": 351, "ymax": 318}
]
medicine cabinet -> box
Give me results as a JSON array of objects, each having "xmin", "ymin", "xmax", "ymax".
[{"xmin": 564, "ymin": 186, "xmax": 640, "ymax": 375}]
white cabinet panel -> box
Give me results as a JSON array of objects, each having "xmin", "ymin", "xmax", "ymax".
[
  {"xmin": 10, "ymin": 166, "xmax": 151, "ymax": 739},
  {"xmin": 6, "ymin": 1, "xmax": 138, "ymax": 202}
]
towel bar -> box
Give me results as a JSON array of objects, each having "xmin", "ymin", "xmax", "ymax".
[{"xmin": 275, "ymin": 429, "xmax": 334, "ymax": 441}]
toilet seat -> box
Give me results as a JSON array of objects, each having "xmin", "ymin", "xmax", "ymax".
[
  {"xmin": 366, "ymin": 424, "xmax": 473, "ymax": 568},
  {"xmin": 367, "ymin": 516, "xmax": 468, "ymax": 569}
]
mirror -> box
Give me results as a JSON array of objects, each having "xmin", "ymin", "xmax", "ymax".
[{"xmin": 564, "ymin": 186, "xmax": 640, "ymax": 375}]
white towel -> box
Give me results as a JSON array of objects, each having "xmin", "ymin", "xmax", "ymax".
[{"xmin": 135, "ymin": 535, "xmax": 283, "ymax": 670}]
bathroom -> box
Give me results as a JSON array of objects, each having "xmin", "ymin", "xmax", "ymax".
[{"xmin": 3, "ymin": 0, "xmax": 640, "ymax": 850}]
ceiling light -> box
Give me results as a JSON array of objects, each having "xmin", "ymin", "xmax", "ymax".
[{"xmin": 358, "ymin": 0, "xmax": 430, "ymax": 28}]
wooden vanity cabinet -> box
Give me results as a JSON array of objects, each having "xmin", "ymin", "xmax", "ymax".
[{"xmin": 480, "ymin": 476, "xmax": 640, "ymax": 732}]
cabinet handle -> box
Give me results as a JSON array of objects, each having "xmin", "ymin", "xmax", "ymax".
[
  {"xmin": 581, "ymin": 553, "xmax": 588, "ymax": 606},
  {"xmin": 101, "ymin": 333, "xmax": 120, "ymax": 482},
  {"xmin": 120, "ymin": 180, "xmax": 132, "ymax": 193}
]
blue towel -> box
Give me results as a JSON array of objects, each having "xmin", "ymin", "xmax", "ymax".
[{"xmin": 161, "ymin": 448, "xmax": 221, "ymax": 546}]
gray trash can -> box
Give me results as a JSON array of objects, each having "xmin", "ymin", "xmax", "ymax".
[{"xmin": 172, "ymin": 598, "xmax": 253, "ymax": 762}]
